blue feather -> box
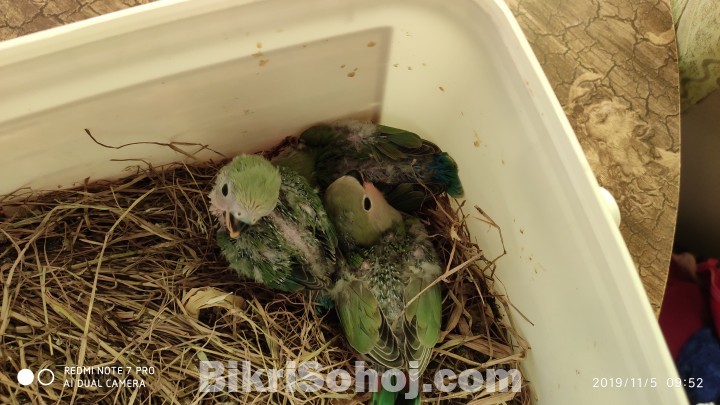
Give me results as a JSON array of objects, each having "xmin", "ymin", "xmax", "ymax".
[{"xmin": 430, "ymin": 153, "xmax": 464, "ymax": 198}]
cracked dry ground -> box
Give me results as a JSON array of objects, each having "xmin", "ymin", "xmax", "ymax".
[{"xmin": 1, "ymin": 0, "xmax": 680, "ymax": 314}]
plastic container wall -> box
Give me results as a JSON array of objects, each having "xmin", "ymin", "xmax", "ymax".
[{"xmin": 0, "ymin": 0, "xmax": 685, "ymax": 403}]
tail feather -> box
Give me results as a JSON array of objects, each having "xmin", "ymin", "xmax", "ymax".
[
  {"xmin": 370, "ymin": 386, "xmax": 422, "ymax": 404},
  {"xmin": 371, "ymin": 388, "xmax": 398, "ymax": 405},
  {"xmin": 370, "ymin": 371, "xmax": 423, "ymax": 405},
  {"xmin": 431, "ymin": 152, "xmax": 464, "ymax": 198}
]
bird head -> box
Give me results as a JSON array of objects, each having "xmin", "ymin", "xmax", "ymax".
[
  {"xmin": 209, "ymin": 154, "xmax": 281, "ymax": 239},
  {"xmin": 324, "ymin": 170, "xmax": 402, "ymax": 247}
]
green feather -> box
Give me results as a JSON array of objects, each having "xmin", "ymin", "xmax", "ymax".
[
  {"xmin": 294, "ymin": 120, "xmax": 465, "ymax": 213},
  {"xmin": 377, "ymin": 124, "xmax": 424, "ymax": 148},
  {"xmin": 373, "ymin": 142, "xmax": 407, "ymax": 161},
  {"xmin": 271, "ymin": 147, "xmax": 318, "ymax": 186},
  {"xmin": 335, "ymin": 279, "xmax": 404, "ymax": 369},
  {"xmin": 214, "ymin": 160, "xmax": 337, "ymax": 292},
  {"xmin": 371, "ymin": 387, "xmax": 398, "ymax": 405},
  {"xmin": 326, "ymin": 173, "xmax": 443, "ymax": 405},
  {"xmin": 298, "ymin": 124, "xmax": 339, "ymax": 146},
  {"xmin": 407, "ymin": 282, "xmax": 441, "ymax": 349},
  {"xmin": 382, "ymin": 184, "xmax": 427, "ymax": 214},
  {"xmin": 337, "ymin": 280, "xmax": 377, "ymax": 353},
  {"xmin": 224, "ymin": 155, "xmax": 282, "ymax": 217}
]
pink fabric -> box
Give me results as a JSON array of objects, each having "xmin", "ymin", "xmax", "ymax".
[
  {"xmin": 659, "ymin": 256, "xmax": 711, "ymax": 360},
  {"xmin": 698, "ymin": 258, "xmax": 720, "ymax": 337}
]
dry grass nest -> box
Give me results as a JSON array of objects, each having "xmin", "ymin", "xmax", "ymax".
[{"xmin": 0, "ymin": 140, "xmax": 530, "ymax": 404}]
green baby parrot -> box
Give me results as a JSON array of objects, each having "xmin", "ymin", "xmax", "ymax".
[
  {"xmin": 209, "ymin": 154, "xmax": 338, "ymax": 292},
  {"xmin": 324, "ymin": 171, "xmax": 443, "ymax": 405},
  {"xmin": 272, "ymin": 120, "xmax": 464, "ymax": 213}
]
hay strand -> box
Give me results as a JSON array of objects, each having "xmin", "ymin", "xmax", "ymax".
[{"xmin": 0, "ymin": 152, "xmax": 530, "ymax": 404}]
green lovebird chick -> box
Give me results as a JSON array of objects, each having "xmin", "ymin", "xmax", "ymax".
[
  {"xmin": 209, "ymin": 154, "xmax": 338, "ymax": 292},
  {"xmin": 272, "ymin": 120, "xmax": 464, "ymax": 213},
  {"xmin": 324, "ymin": 171, "xmax": 443, "ymax": 405}
]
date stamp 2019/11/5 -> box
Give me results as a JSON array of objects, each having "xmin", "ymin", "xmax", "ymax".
[{"xmin": 592, "ymin": 377, "xmax": 704, "ymax": 389}]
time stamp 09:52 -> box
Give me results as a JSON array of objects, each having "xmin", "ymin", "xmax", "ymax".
[{"xmin": 592, "ymin": 377, "xmax": 703, "ymax": 389}]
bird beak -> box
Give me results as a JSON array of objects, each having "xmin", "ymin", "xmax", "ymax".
[{"xmin": 225, "ymin": 211, "xmax": 240, "ymax": 239}]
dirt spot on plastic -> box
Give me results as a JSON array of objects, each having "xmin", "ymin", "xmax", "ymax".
[
  {"xmin": 367, "ymin": 41, "xmax": 376, "ymax": 47},
  {"xmin": 256, "ymin": 42, "xmax": 262, "ymax": 49},
  {"xmin": 347, "ymin": 72, "xmax": 356, "ymax": 78},
  {"xmin": 438, "ymin": 86, "xmax": 445, "ymax": 92},
  {"xmin": 259, "ymin": 59, "xmax": 269, "ymax": 67}
]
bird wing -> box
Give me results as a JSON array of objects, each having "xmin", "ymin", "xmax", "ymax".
[
  {"xmin": 298, "ymin": 123, "xmax": 341, "ymax": 146},
  {"xmin": 270, "ymin": 141, "xmax": 318, "ymax": 186},
  {"xmin": 361, "ymin": 124, "xmax": 449, "ymax": 212},
  {"xmin": 335, "ymin": 278, "xmax": 404, "ymax": 370},
  {"xmin": 276, "ymin": 167, "xmax": 337, "ymax": 289},
  {"xmin": 379, "ymin": 183, "xmax": 428, "ymax": 214},
  {"xmin": 403, "ymin": 276, "xmax": 442, "ymax": 373},
  {"xmin": 301, "ymin": 121, "xmax": 462, "ymax": 212}
]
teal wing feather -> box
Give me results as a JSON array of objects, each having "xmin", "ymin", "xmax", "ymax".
[{"xmin": 303, "ymin": 120, "xmax": 464, "ymax": 212}]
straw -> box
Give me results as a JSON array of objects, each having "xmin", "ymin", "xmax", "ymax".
[{"xmin": 0, "ymin": 142, "xmax": 530, "ymax": 404}]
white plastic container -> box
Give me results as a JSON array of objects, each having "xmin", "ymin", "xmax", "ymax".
[{"xmin": 0, "ymin": 0, "xmax": 685, "ymax": 403}]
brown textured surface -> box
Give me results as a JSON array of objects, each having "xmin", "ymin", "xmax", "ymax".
[
  {"xmin": 0, "ymin": 0, "xmax": 155, "ymax": 39},
  {"xmin": 505, "ymin": 0, "xmax": 680, "ymax": 314},
  {"xmin": 0, "ymin": 0, "xmax": 680, "ymax": 314}
]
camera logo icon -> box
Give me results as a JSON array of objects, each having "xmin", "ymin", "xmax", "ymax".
[{"xmin": 17, "ymin": 368, "xmax": 55, "ymax": 386}]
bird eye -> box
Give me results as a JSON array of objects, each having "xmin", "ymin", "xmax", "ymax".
[
  {"xmin": 221, "ymin": 184, "xmax": 228, "ymax": 196},
  {"xmin": 363, "ymin": 196, "xmax": 372, "ymax": 211}
]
